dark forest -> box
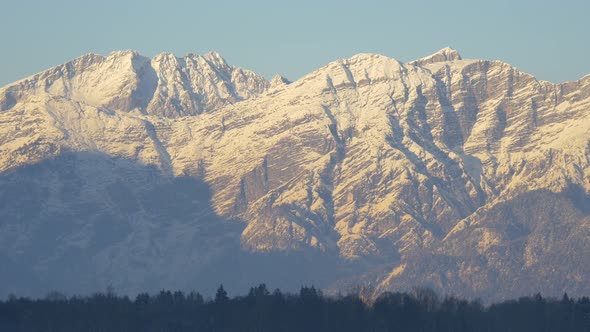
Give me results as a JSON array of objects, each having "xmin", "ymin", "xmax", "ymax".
[{"xmin": 1, "ymin": 284, "xmax": 589, "ymax": 331}]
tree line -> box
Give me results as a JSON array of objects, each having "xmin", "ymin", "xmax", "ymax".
[{"xmin": 1, "ymin": 284, "xmax": 589, "ymax": 331}]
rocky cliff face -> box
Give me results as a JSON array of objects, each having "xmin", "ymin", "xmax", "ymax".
[{"xmin": 0, "ymin": 48, "xmax": 589, "ymax": 300}]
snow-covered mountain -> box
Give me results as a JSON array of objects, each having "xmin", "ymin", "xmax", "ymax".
[
  {"xmin": 0, "ymin": 48, "xmax": 589, "ymax": 300},
  {"xmin": 0, "ymin": 50, "xmax": 267, "ymax": 118}
]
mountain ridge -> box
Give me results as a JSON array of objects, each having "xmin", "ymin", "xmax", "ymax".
[
  {"xmin": 6, "ymin": 47, "xmax": 590, "ymax": 90},
  {"xmin": 0, "ymin": 47, "xmax": 589, "ymax": 301}
]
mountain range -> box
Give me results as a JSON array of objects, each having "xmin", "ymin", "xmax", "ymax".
[{"xmin": 0, "ymin": 47, "xmax": 589, "ymax": 301}]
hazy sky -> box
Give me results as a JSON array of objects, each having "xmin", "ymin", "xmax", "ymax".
[{"xmin": 1, "ymin": 0, "xmax": 589, "ymax": 86}]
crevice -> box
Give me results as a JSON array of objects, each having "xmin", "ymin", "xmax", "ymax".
[{"xmin": 143, "ymin": 120, "xmax": 173, "ymax": 175}]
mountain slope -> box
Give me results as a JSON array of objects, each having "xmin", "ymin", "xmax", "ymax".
[{"xmin": 0, "ymin": 49, "xmax": 589, "ymax": 300}]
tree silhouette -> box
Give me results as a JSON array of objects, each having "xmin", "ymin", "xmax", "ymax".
[
  {"xmin": 1, "ymin": 285, "xmax": 590, "ymax": 331},
  {"xmin": 215, "ymin": 284, "xmax": 228, "ymax": 303}
]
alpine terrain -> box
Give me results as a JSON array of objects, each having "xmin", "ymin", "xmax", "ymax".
[{"xmin": 0, "ymin": 48, "xmax": 589, "ymax": 301}]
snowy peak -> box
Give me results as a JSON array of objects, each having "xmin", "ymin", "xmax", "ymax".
[
  {"xmin": 0, "ymin": 50, "xmax": 268, "ymax": 117},
  {"xmin": 345, "ymin": 53, "xmax": 402, "ymax": 67},
  {"xmin": 142, "ymin": 51, "xmax": 269, "ymax": 116},
  {"xmin": 292, "ymin": 53, "xmax": 406, "ymax": 93},
  {"xmin": 270, "ymin": 74, "xmax": 291, "ymax": 86},
  {"xmin": 409, "ymin": 47, "xmax": 462, "ymax": 66},
  {"xmin": 202, "ymin": 50, "xmax": 228, "ymax": 67},
  {"xmin": 268, "ymin": 74, "xmax": 291, "ymax": 90}
]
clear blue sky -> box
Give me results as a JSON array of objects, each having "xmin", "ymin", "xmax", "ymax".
[{"xmin": 1, "ymin": 0, "xmax": 589, "ymax": 86}]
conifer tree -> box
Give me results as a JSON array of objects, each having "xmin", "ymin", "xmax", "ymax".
[{"xmin": 215, "ymin": 284, "xmax": 228, "ymax": 303}]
